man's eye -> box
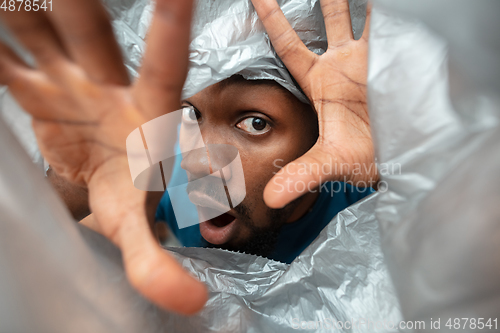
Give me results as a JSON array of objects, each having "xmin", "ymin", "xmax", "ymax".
[
  {"xmin": 236, "ymin": 117, "xmax": 271, "ymax": 135},
  {"xmin": 181, "ymin": 106, "xmax": 200, "ymax": 124}
]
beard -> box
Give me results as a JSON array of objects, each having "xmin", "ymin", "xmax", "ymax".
[
  {"xmin": 206, "ymin": 196, "xmax": 302, "ymax": 259},
  {"xmin": 186, "ymin": 174, "xmax": 302, "ymax": 259}
]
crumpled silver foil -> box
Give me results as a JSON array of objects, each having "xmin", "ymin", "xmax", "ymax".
[
  {"xmin": 105, "ymin": 0, "xmax": 368, "ymax": 104},
  {"xmin": 370, "ymin": 0, "xmax": 500, "ymax": 326},
  {"xmin": 1, "ymin": 0, "xmax": 499, "ymax": 332}
]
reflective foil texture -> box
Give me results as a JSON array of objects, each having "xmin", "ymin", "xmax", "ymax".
[{"xmin": 104, "ymin": 0, "xmax": 368, "ymax": 104}]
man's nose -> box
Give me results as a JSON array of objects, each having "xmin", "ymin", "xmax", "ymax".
[
  {"xmin": 180, "ymin": 144, "xmax": 236, "ymax": 180},
  {"xmin": 180, "ymin": 121, "xmax": 219, "ymax": 180},
  {"xmin": 180, "ymin": 147, "xmax": 213, "ymax": 180}
]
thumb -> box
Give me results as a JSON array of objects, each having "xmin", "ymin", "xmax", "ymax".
[
  {"xmin": 118, "ymin": 209, "xmax": 208, "ymax": 314},
  {"xmin": 86, "ymin": 154, "xmax": 208, "ymax": 314},
  {"xmin": 263, "ymin": 146, "xmax": 340, "ymax": 209}
]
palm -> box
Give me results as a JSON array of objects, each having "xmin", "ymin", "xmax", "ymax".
[
  {"xmin": 252, "ymin": 0, "xmax": 376, "ymax": 208},
  {"xmin": 303, "ymin": 48, "xmax": 374, "ymax": 183},
  {"xmin": 30, "ymin": 84, "xmax": 136, "ymax": 184},
  {"xmin": 0, "ymin": 0, "xmax": 206, "ymax": 314},
  {"xmin": 29, "ymin": 81, "xmax": 145, "ymax": 243}
]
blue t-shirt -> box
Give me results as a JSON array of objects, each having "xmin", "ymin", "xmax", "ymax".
[{"xmin": 156, "ymin": 154, "xmax": 374, "ymax": 264}]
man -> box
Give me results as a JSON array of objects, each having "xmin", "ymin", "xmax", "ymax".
[
  {"xmin": 156, "ymin": 74, "xmax": 373, "ymax": 263},
  {"xmin": 0, "ymin": 0, "xmax": 375, "ymax": 315}
]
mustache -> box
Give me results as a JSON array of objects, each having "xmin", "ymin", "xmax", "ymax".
[
  {"xmin": 186, "ymin": 178, "xmax": 252, "ymax": 221},
  {"xmin": 186, "ymin": 179, "xmax": 229, "ymax": 207}
]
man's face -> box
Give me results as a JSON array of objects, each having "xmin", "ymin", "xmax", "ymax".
[{"xmin": 180, "ymin": 76, "xmax": 318, "ymax": 257}]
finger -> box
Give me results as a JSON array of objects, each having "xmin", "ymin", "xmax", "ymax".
[
  {"xmin": 263, "ymin": 147, "xmax": 330, "ymax": 208},
  {"xmin": 0, "ymin": 42, "xmax": 59, "ymax": 119},
  {"xmin": 6, "ymin": 68, "xmax": 66, "ymax": 119},
  {"xmin": 88, "ymin": 167, "xmax": 208, "ymax": 314},
  {"xmin": 47, "ymin": 0, "xmax": 129, "ymax": 85},
  {"xmin": 118, "ymin": 210, "xmax": 208, "ymax": 314},
  {"xmin": 264, "ymin": 139, "xmax": 378, "ymax": 208},
  {"xmin": 321, "ymin": 0, "xmax": 353, "ymax": 46},
  {"xmin": 133, "ymin": 0, "xmax": 194, "ymax": 119},
  {"xmin": 0, "ymin": 41, "xmax": 31, "ymax": 85},
  {"xmin": 251, "ymin": 0, "xmax": 316, "ymax": 83},
  {"xmin": 0, "ymin": 10, "xmax": 67, "ymax": 69},
  {"xmin": 360, "ymin": 2, "xmax": 372, "ymax": 40}
]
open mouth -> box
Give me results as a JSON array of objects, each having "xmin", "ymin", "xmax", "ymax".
[
  {"xmin": 187, "ymin": 190, "xmax": 238, "ymax": 245},
  {"xmin": 199, "ymin": 210, "xmax": 237, "ymax": 245}
]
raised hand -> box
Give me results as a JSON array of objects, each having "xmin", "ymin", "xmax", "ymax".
[
  {"xmin": 251, "ymin": 0, "xmax": 377, "ymax": 208},
  {"xmin": 0, "ymin": 0, "xmax": 207, "ymax": 314}
]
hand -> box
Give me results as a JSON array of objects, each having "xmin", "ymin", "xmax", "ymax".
[
  {"xmin": 46, "ymin": 166, "xmax": 90, "ymax": 221},
  {"xmin": 0, "ymin": 0, "xmax": 207, "ymax": 314},
  {"xmin": 251, "ymin": 0, "xmax": 377, "ymax": 208}
]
